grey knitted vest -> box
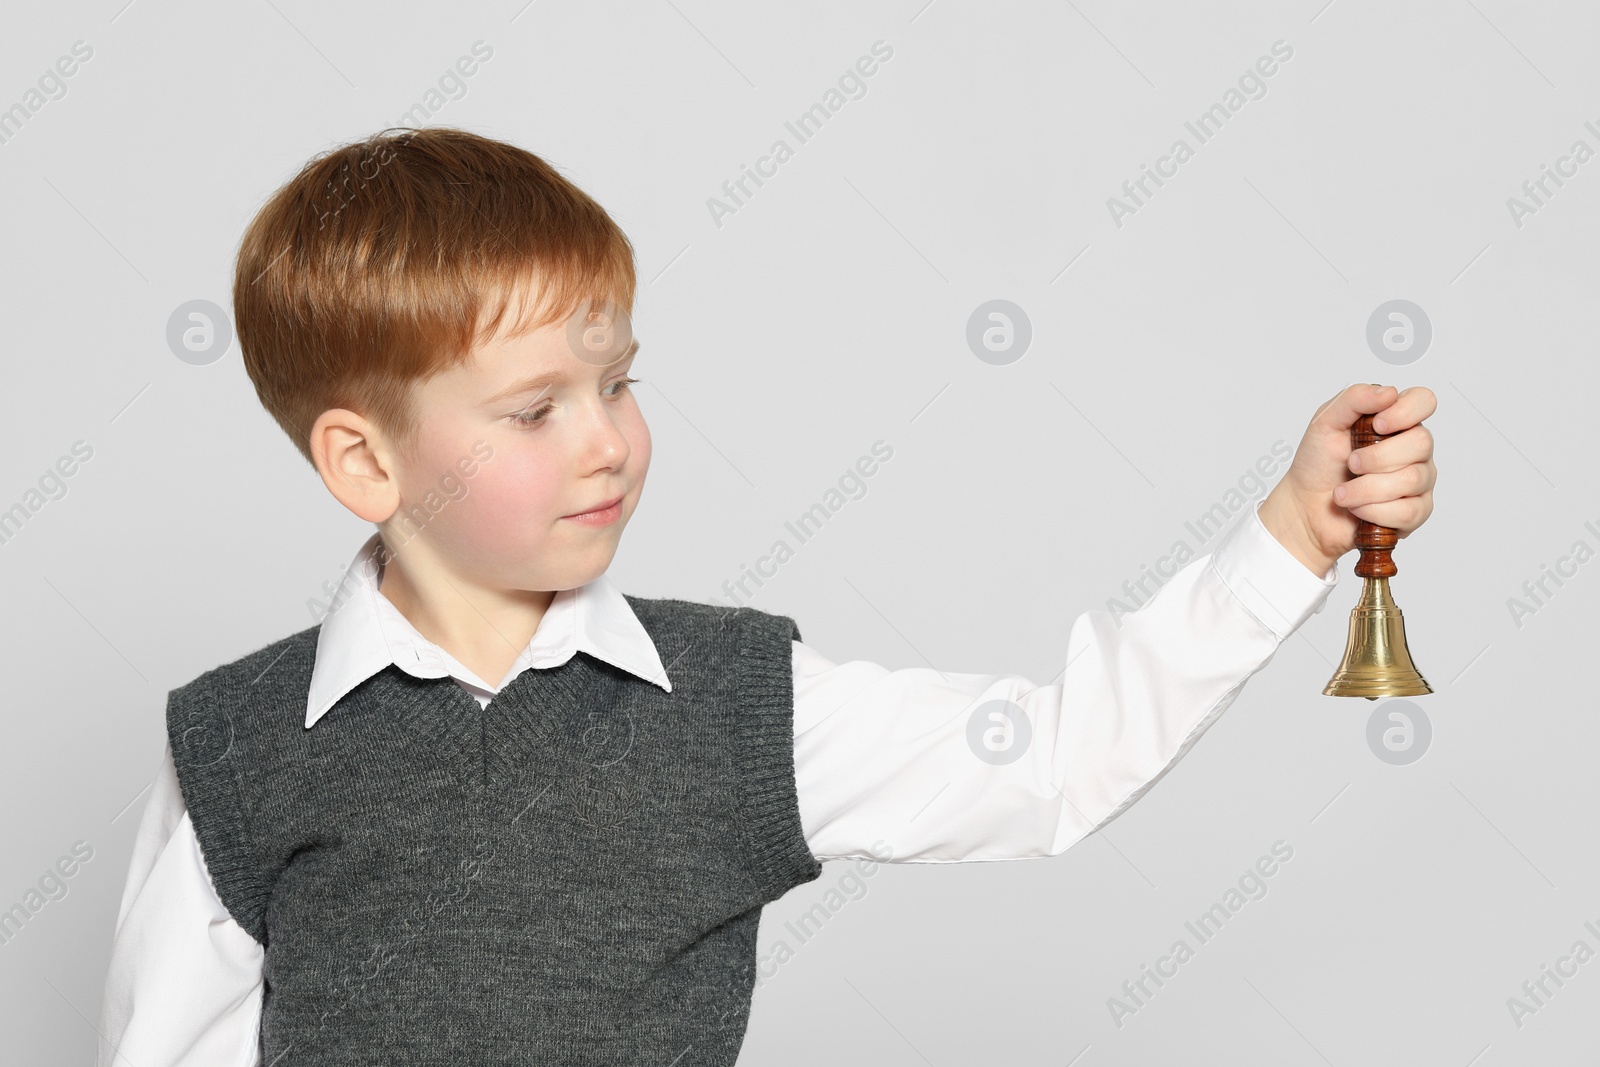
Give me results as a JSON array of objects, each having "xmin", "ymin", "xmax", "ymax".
[{"xmin": 166, "ymin": 595, "xmax": 822, "ymax": 1065}]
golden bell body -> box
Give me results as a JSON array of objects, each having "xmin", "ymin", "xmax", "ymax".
[{"xmin": 1323, "ymin": 576, "xmax": 1432, "ymax": 700}]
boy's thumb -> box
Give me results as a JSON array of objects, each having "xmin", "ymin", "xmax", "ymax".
[{"xmin": 1320, "ymin": 382, "xmax": 1397, "ymax": 432}]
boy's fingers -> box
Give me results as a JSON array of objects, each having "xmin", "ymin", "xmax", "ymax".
[
  {"xmin": 1315, "ymin": 383, "xmax": 1399, "ymax": 434},
  {"xmin": 1345, "ymin": 494, "xmax": 1432, "ymax": 538},
  {"xmin": 1336, "ymin": 464, "xmax": 1435, "ymax": 507},
  {"xmin": 1372, "ymin": 384, "xmax": 1438, "ymax": 434},
  {"xmin": 1351, "ymin": 424, "xmax": 1433, "ymax": 473}
]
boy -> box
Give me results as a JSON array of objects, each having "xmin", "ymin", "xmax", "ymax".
[{"xmin": 96, "ymin": 126, "xmax": 1436, "ymax": 1065}]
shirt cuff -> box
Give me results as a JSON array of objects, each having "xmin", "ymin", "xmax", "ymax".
[{"xmin": 1209, "ymin": 497, "xmax": 1340, "ymax": 642}]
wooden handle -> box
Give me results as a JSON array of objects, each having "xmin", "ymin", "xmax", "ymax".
[{"xmin": 1350, "ymin": 411, "xmax": 1400, "ymax": 579}]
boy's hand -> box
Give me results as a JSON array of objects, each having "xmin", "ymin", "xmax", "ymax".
[{"xmin": 1258, "ymin": 383, "xmax": 1438, "ymax": 577}]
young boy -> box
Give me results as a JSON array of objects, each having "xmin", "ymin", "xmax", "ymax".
[{"xmin": 96, "ymin": 126, "xmax": 1436, "ymax": 1065}]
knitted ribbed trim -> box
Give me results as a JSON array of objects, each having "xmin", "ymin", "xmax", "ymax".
[
  {"xmin": 377, "ymin": 647, "xmax": 616, "ymax": 798},
  {"xmin": 728, "ymin": 607, "xmax": 823, "ymax": 899},
  {"xmin": 164, "ymin": 629, "xmax": 321, "ymax": 947}
]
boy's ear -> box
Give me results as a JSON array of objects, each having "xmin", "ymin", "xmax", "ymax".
[{"xmin": 308, "ymin": 408, "xmax": 401, "ymax": 524}]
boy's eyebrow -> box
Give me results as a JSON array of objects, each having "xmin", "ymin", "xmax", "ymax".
[{"xmin": 483, "ymin": 339, "xmax": 640, "ymax": 406}]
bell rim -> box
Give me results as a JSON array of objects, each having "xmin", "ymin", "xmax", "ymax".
[{"xmin": 1322, "ymin": 671, "xmax": 1433, "ymax": 698}]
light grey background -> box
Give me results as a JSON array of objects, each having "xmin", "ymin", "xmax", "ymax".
[{"xmin": 2, "ymin": 0, "xmax": 1594, "ymax": 1063}]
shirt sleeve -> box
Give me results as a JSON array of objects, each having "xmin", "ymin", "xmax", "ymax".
[
  {"xmin": 97, "ymin": 741, "xmax": 265, "ymax": 1067},
  {"xmin": 789, "ymin": 497, "xmax": 1340, "ymax": 863}
]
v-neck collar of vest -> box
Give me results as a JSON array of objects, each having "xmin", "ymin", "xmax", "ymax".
[{"xmin": 343, "ymin": 646, "xmax": 633, "ymax": 799}]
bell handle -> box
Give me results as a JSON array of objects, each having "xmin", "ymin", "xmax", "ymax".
[{"xmin": 1349, "ymin": 409, "xmax": 1402, "ymax": 579}]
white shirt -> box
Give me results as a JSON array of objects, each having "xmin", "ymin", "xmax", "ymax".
[{"xmin": 96, "ymin": 498, "xmax": 1336, "ymax": 1066}]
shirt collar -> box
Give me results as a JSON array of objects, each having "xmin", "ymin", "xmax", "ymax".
[{"xmin": 305, "ymin": 531, "xmax": 672, "ymax": 729}]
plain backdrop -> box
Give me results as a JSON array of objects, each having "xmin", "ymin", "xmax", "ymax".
[{"xmin": 1, "ymin": 1, "xmax": 1596, "ymax": 1063}]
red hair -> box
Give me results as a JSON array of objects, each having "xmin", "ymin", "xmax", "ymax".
[{"xmin": 232, "ymin": 126, "xmax": 637, "ymax": 467}]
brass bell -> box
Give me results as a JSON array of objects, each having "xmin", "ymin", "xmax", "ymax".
[{"xmin": 1323, "ymin": 412, "xmax": 1432, "ymax": 700}]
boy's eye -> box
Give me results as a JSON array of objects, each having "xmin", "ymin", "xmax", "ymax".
[
  {"xmin": 508, "ymin": 378, "xmax": 640, "ymax": 428},
  {"xmin": 510, "ymin": 402, "xmax": 553, "ymax": 427}
]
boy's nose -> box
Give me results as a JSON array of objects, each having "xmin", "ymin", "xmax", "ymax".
[{"xmin": 581, "ymin": 407, "xmax": 630, "ymax": 467}]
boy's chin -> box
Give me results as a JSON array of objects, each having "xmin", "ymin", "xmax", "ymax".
[{"xmin": 527, "ymin": 542, "xmax": 622, "ymax": 592}]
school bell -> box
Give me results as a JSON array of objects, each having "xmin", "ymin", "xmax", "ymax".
[{"xmin": 1323, "ymin": 411, "xmax": 1433, "ymax": 700}]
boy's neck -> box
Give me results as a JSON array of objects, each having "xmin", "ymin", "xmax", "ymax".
[{"xmin": 374, "ymin": 533, "xmax": 557, "ymax": 690}]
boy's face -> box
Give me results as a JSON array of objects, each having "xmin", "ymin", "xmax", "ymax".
[{"xmin": 386, "ymin": 301, "xmax": 649, "ymax": 593}]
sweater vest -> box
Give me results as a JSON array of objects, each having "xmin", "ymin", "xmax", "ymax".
[{"xmin": 165, "ymin": 595, "xmax": 822, "ymax": 1065}]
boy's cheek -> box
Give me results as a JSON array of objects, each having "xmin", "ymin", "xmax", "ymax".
[
  {"xmin": 630, "ymin": 420, "xmax": 652, "ymax": 473},
  {"xmin": 449, "ymin": 459, "xmax": 567, "ymax": 537},
  {"xmin": 424, "ymin": 489, "xmax": 557, "ymax": 571}
]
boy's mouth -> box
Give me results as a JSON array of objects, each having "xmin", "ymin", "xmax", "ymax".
[{"xmin": 562, "ymin": 493, "xmax": 625, "ymax": 525}]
